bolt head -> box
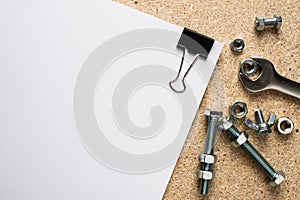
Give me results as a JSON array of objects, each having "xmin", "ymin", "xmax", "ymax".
[
  {"xmin": 274, "ymin": 14, "xmax": 282, "ymax": 29},
  {"xmin": 255, "ymin": 16, "xmax": 265, "ymax": 31},
  {"xmin": 204, "ymin": 109, "xmax": 223, "ymax": 117},
  {"xmin": 221, "ymin": 117, "xmax": 233, "ymax": 131}
]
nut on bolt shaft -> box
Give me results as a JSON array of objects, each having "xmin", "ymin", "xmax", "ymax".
[
  {"xmin": 221, "ymin": 117, "xmax": 285, "ymax": 186},
  {"xmin": 198, "ymin": 109, "xmax": 223, "ymax": 195},
  {"xmin": 255, "ymin": 14, "xmax": 282, "ymax": 31}
]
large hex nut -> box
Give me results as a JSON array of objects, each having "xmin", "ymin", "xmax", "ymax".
[{"xmin": 277, "ymin": 117, "xmax": 294, "ymax": 135}]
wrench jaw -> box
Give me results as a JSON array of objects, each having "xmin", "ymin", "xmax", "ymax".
[{"xmin": 239, "ymin": 57, "xmax": 275, "ymax": 92}]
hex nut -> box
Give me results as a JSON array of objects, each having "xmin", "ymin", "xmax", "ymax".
[
  {"xmin": 199, "ymin": 154, "xmax": 215, "ymax": 164},
  {"xmin": 240, "ymin": 59, "xmax": 258, "ymax": 77},
  {"xmin": 277, "ymin": 117, "xmax": 294, "ymax": 135},
  {"xmin": 231, "ymin": 132, "xmax": 248, "ymax": 147},
  {"xmin": 255, "ymin": 16, "xmax": 265, "ymax": 31},
  {"xmin": 230, "ymin": 101, "xmax": 248, "ymax": 119},
  {"xmin": 221, "ymin": 117, "xmax": 234, "ymax": 130},
  {"xmin": 230, "ymin": 38, "xmax": 245, "ymax": 53},
  {"xmin": 198, "ymin": 170, "xmax": 213, "ymax": 180},
  {"xmin": 269, "ymin": 172, "xmax": 285, "ymax": 187}
]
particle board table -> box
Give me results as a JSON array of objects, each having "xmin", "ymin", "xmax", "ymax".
[{"xmin": 116, "ymin": 1, "xmax": 300, "ymax": 199}]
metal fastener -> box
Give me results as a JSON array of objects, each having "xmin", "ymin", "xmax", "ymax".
[
  {"xmin": 255, "ymin": 14, "xmax": 282, "ymax": 31},
  {"xmin": 240, "ymin": 59, "xmax": 258, "ymax": 77},
  {"xmin": 277, "ymin": 117, "xmax": 294, "ymax": 135},
  {"xmin": 230, "ymin": 101, "xmax": 248, "ymax": 119},
  {"xmin": 245, "ymin": 110, "xmax": 276, "ymax": 136},
  {"xmin": 230, "ymin": 38, "xmax": 245, "ymax": 53},
  {"xmin": 221, "ymin": 117, "xmax": 285, "ymax": 187},
  {"xmin": 198, "ymin": 109, "xmax": 223, "ymax": 195}
]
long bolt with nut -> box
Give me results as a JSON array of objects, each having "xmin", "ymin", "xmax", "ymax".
[
  {"xmin": 221, "ymin": 117, "xmax": 285, "ymax": 187},
  {"xmin": 198, "ymin": 109, "xmax": 223, "ymax": 195},
  {"xmin": 255, "ymin": 14, "xmax": 282, "ymax": 31}
]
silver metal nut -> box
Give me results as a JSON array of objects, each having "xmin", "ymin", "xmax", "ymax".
[
  {"xmin": 230, "ymin": 101, "xmax": 248, "ymax": 119},
  {"xmin": 199, "ymin": 154, "xmax": 215, "ymax": 164},
  {"xmin": 221, "ymin": 117, "xmax": 234, "ymax": 130},
  {"xmin": 230, "ymin": 38, "xmax": 245, "ymax": 53},
  {"xmin": 231, "ymin": 132, "xmax": 248, "ymax": 147},
  {"xmin": 198, "ymin": 170, "xmax": 213, "ymax": 180},
  {"xmin": 277, "ymin": 117, "xmax": 294, "ymax": 135},
  {"xmin": 255, "ymin": 16, "xmax": 265, "ymax": 31},
  {"xmin": 269, "ymin": 172, "xmax": 285, "ymax": 187},
  {"xmin": 240, "ymin": 59, "xmax": 258, "ymax": 77}
]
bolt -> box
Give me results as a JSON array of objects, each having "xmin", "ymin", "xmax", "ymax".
[
  {"xmin": 255, "ymin": 14, "xmax": 282, "ymax": 31},
  {"xmin": 245, "ymin": 110, "xmax": 276, "ymax": 136},
  {"xmin": 198, "ymin": 109, "xmax": 223, "ymax": 195},
  {"xmin": 221, "ymin": 117, "xmax": 285, "ymax": 186},
  {"xmin": 255, "ymin": 110, "xmax": 269, "ymax": 135}
]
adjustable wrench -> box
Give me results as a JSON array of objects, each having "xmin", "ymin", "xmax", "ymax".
[{"xmin": 239, "ymin": 57, "xmax": 300, "ymax": 100}]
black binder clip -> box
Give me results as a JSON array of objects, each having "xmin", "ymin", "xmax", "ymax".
[{"xmin": 169, "ymin": 28, "xmax": 215, "ymax": 93}]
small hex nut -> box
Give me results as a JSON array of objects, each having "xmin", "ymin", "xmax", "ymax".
[
  {"xmin": 199, "ymin": 154, "xmax": 215, "ymax": 164},
  {"xmin": 240, "ymin": 59, "xmax": 258, "ymax": 77},
  {"xmin": 221, "ymin": 117, "xmax": 233, "ymax": 130},
  {"xmin": 269, "ymin": 172, "xmax": 285, "ymax": 187},
  {"xmin": 230, "ymin": 38, "xmax": 245, "ymax": 53},
  {"xmin": 198, "ymin": 170, "xmax": 213, "ymax": 180},
  {"xmin": 231, "ymin": 132, "xmax": 248, "ymax": 147},
  {"xmin": 255, "ymin": 16, "xmax": 265, "ymax": 31},
  {"xmin": 230, "ymin": 101, "xmax": 248, "ymax": 119}
]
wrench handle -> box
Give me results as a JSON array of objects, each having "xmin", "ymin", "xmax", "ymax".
[{"xmin": 273, "ymin": 72, "xmax": 300, "ymax": 100}]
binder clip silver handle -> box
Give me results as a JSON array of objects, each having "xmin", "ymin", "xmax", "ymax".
[{"xmin": 169, "ymin": 48, "xmax": 199, "ymax": 93}]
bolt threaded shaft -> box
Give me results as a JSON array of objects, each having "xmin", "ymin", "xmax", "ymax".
[{"xmin": 226, "ymin": 124, "xmax": 278, "ymax": 180}]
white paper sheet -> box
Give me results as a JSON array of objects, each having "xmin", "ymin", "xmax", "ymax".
[{"xmin": 0, "ymin": 1, "xmax": 223, "ymax": 199}]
